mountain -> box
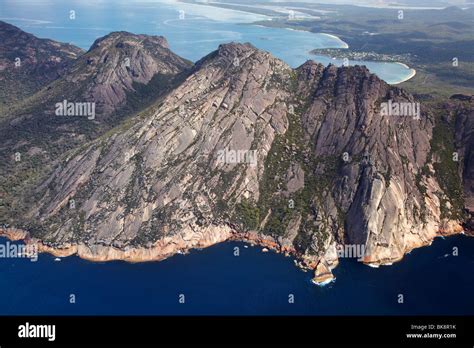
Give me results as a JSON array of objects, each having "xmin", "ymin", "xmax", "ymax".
[
  {"xmin": 3, "ymin": 29, "xmax": 193, "ymax": 121},
  {"xmin": 453, "ymin": 95, "xmax": 474, "ymax": 228},
  {"xmin": 28, "ymin": 31, "xmax": 193, "ymax": 117},
  {"xmin": 3, "ymin": 40, "xmax": 470, "ymax": 283},
  {"xmin": 0, "ymin": 21, "xmax": 84, "ymax": 107},
  {"xmin": 0, "ymin": 28, "xmax": 192, "ymax": 224}
]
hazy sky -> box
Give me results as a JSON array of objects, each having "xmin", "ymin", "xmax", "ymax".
[{"xmin": 232, "ymin": 0, "xmax": 471, "ymax": 7}]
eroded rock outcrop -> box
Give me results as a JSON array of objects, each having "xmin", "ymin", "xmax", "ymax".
[
  {"xmin": 454, "ymin": 95, "xmax": 474, "ymax": 228},
  {"xmin": 0, "ymin": 29, "xmax": 192, "ymax": 225},
  {"xmin": 1, "ymin": 40, "xmax": 470, "ymax": 284}
]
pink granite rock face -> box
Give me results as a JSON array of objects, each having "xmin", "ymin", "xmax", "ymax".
[{"xmin": 0, "ymin": 30, "xmax": 471, "ymax": 283}]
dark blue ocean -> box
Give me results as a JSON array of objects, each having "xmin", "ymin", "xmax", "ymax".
[{"xmin": 0, "ymin": 235, "xmax": 473, "ymax": 315}]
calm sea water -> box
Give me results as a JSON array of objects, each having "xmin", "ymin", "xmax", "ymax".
[
  {"xmin": 0, "ymin": 0, "xmax": 413, "ymax": 83},
  {"xmin": 0, "ymin": 236, "xmax": 473, "ymax": 315}
]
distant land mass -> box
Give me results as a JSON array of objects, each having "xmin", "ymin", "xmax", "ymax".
[{"xmin": 183, "ymin": 0, "xmax": 474, "ymax": 97}]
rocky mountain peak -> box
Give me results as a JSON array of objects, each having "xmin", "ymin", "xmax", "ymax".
[
  {"xmin": 0, "ymin": 21, "xmax": 84, "ymax": 104},
  {"xmin": 3, "ymin": 29, "xmax": 193, "ymax": 125},
  {"xmin": 90, "ymin": 31, "xmax": 169, "ymax": 51},
  {"xmin": 0, "ymin": 31, "xmax": 469, "ymax": 284},
  {"xmin": 196, "ymin": 42, "xmax": 281, "ymax": 71},
  {"xmin": 216, "ymin": 42, "xmax": 257, "ymax": 58},
  {"xmin": 0, "ymin": 21, "xmax": 83, "ymax": 62},
  {"xmin": 0, "ymin": 30, "xmax": 193, "ymax": 223},
  {"xmin": 296, "ymin": 60, "xmax": 324, "ymax": 77},
  {"xmin": 61, "ymin": 31, "xmax": 192, "ymax": 115}
]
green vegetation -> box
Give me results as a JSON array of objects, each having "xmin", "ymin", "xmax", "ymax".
[
  {"xmin": 0, "ymin": 53, "xmax": 189, "ymax": 226},
  {"xmin": 235, "ymin": 198, "xmax": 260, "ymax": 231},
  {"xmin": 429, "ymin": 110, "xmax": 465, "ymax": 220},
  {"xmin": 256, "ymin": 103, "xmax": 304, "ymax": 237},
  {"xmin": 123, "ymin": 71, "xmax": 190, "ymax": 117},
  {"xmin": 400, "ymin": 63, "xmax": 474, "ymax": 99},
  {"xmin": 414, "ymin": 105, "xmax": 466, "ymax": 222},
  {"xmin": 251, "ymin": 78, "xmax": 339, "ymax": 252}
]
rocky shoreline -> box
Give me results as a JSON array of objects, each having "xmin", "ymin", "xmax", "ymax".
[{"xmin": 0, "ymin": 223, "xmax": 468, "ymax": 285}]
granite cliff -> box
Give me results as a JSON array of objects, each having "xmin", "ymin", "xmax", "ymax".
[
  {"xmin": 0, "ymin": 26, "xmax": 192, "ymax": 224},
  {"xmin": 1, "ymin": 28, "xmax": 472, "ymax": 283}
]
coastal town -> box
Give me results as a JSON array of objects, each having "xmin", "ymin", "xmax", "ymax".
[{"xmin": 310, "ymin": 48, "xmax": 413, "ymax": 64}]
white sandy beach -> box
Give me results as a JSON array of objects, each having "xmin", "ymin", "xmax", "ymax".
[
  {"xmin": 319, "ymin": 33, "xmax": 349, "ymax": 48},
  {"xmin": 391, "ymin": 64, "xmax": 417, "ymax": 84}
]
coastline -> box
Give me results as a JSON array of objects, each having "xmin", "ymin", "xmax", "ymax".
[
  {"xmin": 0, "ymin": 226, "xmax": 315, "ymax": 266},
  {"xmin": 362, "ymin": 222, "xmax": 464, "ymax": 267},
  {"xmin": 318, "ymin": 33, "xmax": 349, "ymax": 49},
  {"xmin": 391, "ymin": 65, "xmax": 417, "ymax": 85},
  {"xmin": 270, "ymin": 26, "xmax": 349, "ymax": 50},
  {"xmin": 0, "ymin": 221, "xmax": 468, "ymax": 285},
  {"xmin": 308, "ymin": 49, "xmax": 416, "ymax": 84}
]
